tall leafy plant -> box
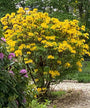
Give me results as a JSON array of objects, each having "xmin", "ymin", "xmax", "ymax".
[{"xmin": 1, "ymin": 8, "xmax": 90, "ymax": 98}]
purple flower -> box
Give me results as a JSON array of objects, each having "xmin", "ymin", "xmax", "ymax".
[
  {"xmin": 8, "ymin": 53, "xmax": 15, "ymax": 59},
  {"xmin": 24, "ymin": 74, "xmax": 28, "ymax": 78},
  {"xmin": 20, "ymin": 69, "xmax": 27, "ymax": 74},
  {"xmin": 0, "ymin": 53, "xmax": 4, "ymax": 59},
  {"xmin": 9, "ymin": 70, "xmax": 14, "ymax": 75},
  {"xmin": 1, "ymin": 37, "xmax": 6, "ymax": 42},
  {"xmin": 16, "ymin": 100, "xmax": 19, "ymax": 105},
  {"xmin": 22, "ymin": 98, "xmax": 26, "ymax": 103}
]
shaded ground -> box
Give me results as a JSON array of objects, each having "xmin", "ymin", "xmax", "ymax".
[{"xmin": 48, "ymin": 80, "xmax": 90, "ymax": 108}]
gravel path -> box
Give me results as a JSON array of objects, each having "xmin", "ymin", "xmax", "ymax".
[{"xmin": 49, "ymin": 81, "xmax": 90, "ymax": 108}]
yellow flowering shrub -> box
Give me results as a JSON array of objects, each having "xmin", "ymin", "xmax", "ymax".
[{"xmin": 1, "ymin": 7, "xmax": 90, "ymax": 95}]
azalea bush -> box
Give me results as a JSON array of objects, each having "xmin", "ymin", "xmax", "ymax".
[
  {"xmin": 1, "ymin": 7, "xmax": 90, "ymax": 98},
  {"xmin": 0, "ymin": 35, "xmax": 29, "ymax": 107}
]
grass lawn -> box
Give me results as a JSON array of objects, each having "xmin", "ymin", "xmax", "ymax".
[{"xmin": 66, "ymin": 61, "xmax": 90, "ymax": 83}]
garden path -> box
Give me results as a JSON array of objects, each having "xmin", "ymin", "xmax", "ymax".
[{"xmin": 49, "ymin": 80, "xmax": 90, "ymax": 108}]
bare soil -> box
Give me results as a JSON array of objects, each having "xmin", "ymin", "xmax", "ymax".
[{"xmin": 48, "ymin": 80, "xmax": 90, "ymax": 108}]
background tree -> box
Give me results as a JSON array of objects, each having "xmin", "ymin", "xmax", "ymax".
[{"xmin": 0, "ymin": 0, "xmax": 17, "ymax": 17}]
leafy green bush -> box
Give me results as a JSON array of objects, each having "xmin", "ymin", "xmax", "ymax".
[
  {"xmin": 1, "ymin": 8, "xmax": 90, "ymax": 99},
  {"xmin": 50, "ymin": 12, "xmax": 77, "ymax": 21},
  {"xmin": 0, "ymin": 32, "xmax": 28, "ymax": 107},
  {"xmin": 29, "ymin": 99, "xmax": 50, "ymax": 108}
]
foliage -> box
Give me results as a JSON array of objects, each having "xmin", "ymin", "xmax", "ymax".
[
  {"xmin": 0, "ymin": 28, "xmax": 28, "ymax": 107},
  {"xmin": 71, "ymin": 0, "xmax": 90, "ymax": 27},
  {"xmin": 25, "ymin": 0, "xmax": 90, "ymax": 29},
  {"xmin": 0, "ymin": 0, "xmax": 17, "ymax": 18},
  {"xmin": 25, "ymin": 83, "xmax": 38, "ymax": 104},
  {"xmin": 1, "ymin": 8, "xmax": 90, "ymax": 98},
  {"xmin": 29, "ymin": 99, "xmax": 50, "ymax": 108},
  {"xmin": 65, "ymin": 61, "xmax": 90, "ymax": 83},
  {"xmin": 77, "ymin": 61, "xmax": 90, "ymax": 83},
  {"xmin": 50, "ymin": 12, "xmax": 77, "ymax": 21}
]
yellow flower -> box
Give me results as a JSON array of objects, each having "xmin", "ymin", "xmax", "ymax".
[
  {"xmin": 26, "ymin": 45, "xmax": 30, "ymax": 48},
  {"xmin": 38, "ymin": 38, "xmax": 42, "ymax": 41},
  {"xmin": 23, "ymin": 23, "xmax": 27, "ymax": 26},
  {"xmin": 78, "ymin": 68, "xmax": 82, "ymax": 72},
  {"xmin": 47, "ymin": 55, "xmax": 54, "ymax": 59},
  {"xmin": 19, "ymin": 45, "xmax": 24, "ymax": 50},
  {"xmin": 25, "ymin": 8, "xmax": 29, "ymax": 10},
  {"xmin": 3, "ymin": 26, "xmax": 8, "ymax": 30},
  {"xmin": 43, "ymin": 72, "xmax": 47, "ymax": 75},
  {"xmin": 34, "ymin": 95, "xmax": 37, "ymax": 98},
  {"xmin": 57, "ymin": 60, "xmax": 61, "ymax": 64},
  {"xmin": 24, "ymin": 58, "xmax": 28, "ymax": 61},
  {"xmin": 41, "ymin": 23, "xmax": 48, "ymax": 28},
  {"xmin": 34, "ymin": 69, "xmax": 38, "ymax": 72},
  {"xmin": 30, "ymin": 46, "xmax": 37, "ymax": 51},
  {"xmin": 33, "ymin": 8, "xmax": 38, "ymax": 12},
  {"xmin": 10, "ymin": 48, "xmax": 15, "ymax": 52},
  {"xmin": 17, "ymin": 7, "xmax": 25, "ymax": 14},
  {"xmin": 15, "ymin": 50, "xmax": 22, "ymax": 57},
  {"xmin": 28, "ymin": 32, "xmax": 34, "ymax": 36},
  {"xmin": 83, "ymin": 33, "xmax": 89, "ymax": 39},
  {"xmin": 65, "ymin": 63, "xmax": 71, "ymax": 68},
  {"xmin": 42, "ymin": 88, "xmax": 46, "ymax": 90},
  {"xmin": 37, "ymin": 88, "xmax": 42, "ymax": 93},
  {"xmin": 80, "ymin": 58, "xmax": 84, "ymax": 61},
  {"xmin": 71, "ymin": 50, "xmax": 76, "ymax": 54},
  {"xmin": 41, "ymin": 40, "xmax": 47, "ymax": 44},
  {"xmin": 35, "ymin": 79, "xmax": 39, "ymax": 82},
  {"xmin": 25, "ymin": 59, "xmax": 33, "ymax": 64},
  {"xmin": 27, "ymin": 51, "xmax": 31, "ymax": 54},
  {"xmin": 49, "ymin": 70, "xmax": 60, "ymax": 78},
  {"xmin": 75, "ymin": 0, "xmax": 78, "ymax": 3},
  {"xmin": 46, "ymin": 36, "xmax": 56, "ymax": 40},
  {"xmin": 81, "ymin": 25, "xmax": 85, "ymax": 31},
  {"xmin": 76, "ymin": 61, "xmax": 82, "ymax": 67}
]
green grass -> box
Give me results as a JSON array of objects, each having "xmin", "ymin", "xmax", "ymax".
[
  {"xmin": 51, "ymin": 90, "xmax": 66, "ymax": 98},
  {"xmin": 66, "ymin": 61, "xmax": 90, "ymax": 83},
  {"xmin": 77, "ymin": 61, "xmax": 90, "ymax": 83}
]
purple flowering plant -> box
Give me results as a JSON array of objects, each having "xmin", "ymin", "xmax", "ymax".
[
  {"xmin": 20, "ymin": 69, "xmax": 27, "ymax": 74},
  {"xmin": 20, "ymin": 69, "xmax": 28, "ymax": 78},
  {"xmin": 9, "ymin": 70, "xmax": 14, "ymax": 75},
  {"xmin": 0, "ymin": 53, "xmax": 4, "ymax": 59},
  {"xmin": 0, "ymin": 36, "xmax": 29, "ymax": 107},
  {"xmin": 8, "ymin": 53, "xmax": 15, "ymax": 59},
  {"xmin": 1, "ymin": 37, "xmax": 6, "ymax": 42}
]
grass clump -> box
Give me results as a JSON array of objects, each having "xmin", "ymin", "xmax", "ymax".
[{"xmin": 51, "ymin": 90, "xmax": 66, "ymax": 98}]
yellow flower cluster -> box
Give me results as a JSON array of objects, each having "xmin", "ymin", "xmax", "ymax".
[
  {"xmin": 47, "ymin": 55, "xmax": 54, "ymax": 59},
  {"xmin": 45, "ymin": 36, "xmax": 56, "ymax": 40},
  {"xmin": 58, "ymin": 41, "xmax": 76, "ymax": 54},
  {"xmin": 15, "ymin": 50, "xmax": 22, "ymax": 56},
  {"xmin": 25, "ymin": 59, "xmax": 33, "ymax": 64},
  {"xmin": 37, "ymin": 87, "xmax": 46, "ymax": 94},
  {"xmin": 76, "ymin": 61, "xmax": 82, "ymax": 67},
  {"xmin": 76, "ymin": 61, "xmax": 82, "ymax": 72},
  {"xmin": 57, "ymin": 60, "xmax": 62, "ymax": 65},
  {"xmin": 64, "ymin": 62, "xmax": 71, "ymax": 68},
  {"xmin": 81, "ymin": 25, "xmax": 85, "ymax": 31},
  {"xmin": 1, "ymin": 8, "xmax": 90, "ymax": 83},
  {"xmin": 49, "ymin": 70, "xmax": 60, "ymax": 78}
]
